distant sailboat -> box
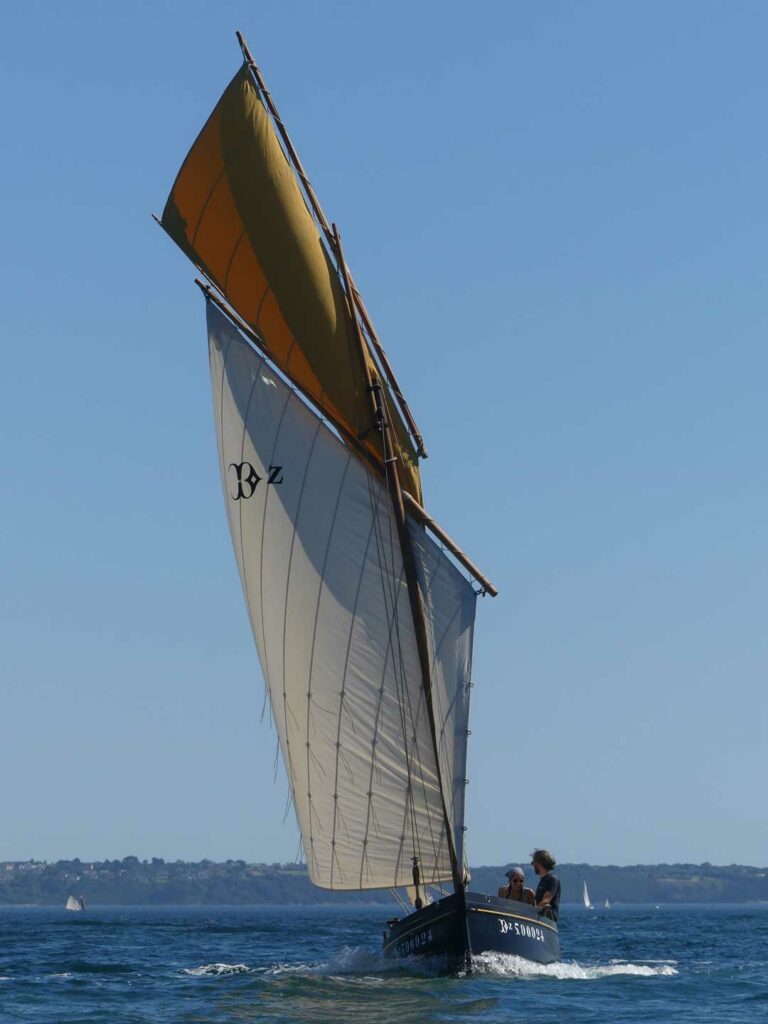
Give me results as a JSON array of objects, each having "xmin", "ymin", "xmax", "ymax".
[
  {"xmin": 65, "ymin": 895, "xmax": 85, "ymax": 912},
  {"xmin": 583, "ymin": 882, "xmax": 593, "ymax": 910},
  {"xmin": 604, "ymin": 898, "xmax": 612, "ymax": 909}
]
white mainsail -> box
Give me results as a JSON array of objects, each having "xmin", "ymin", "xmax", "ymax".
[
  {"xmin": 207, "ymin": 304, "xmax": 476, "ymax": 890},
  {"xmin": 65, "ymin": 895, "xmax": 84, "ymax": 911},
  {"xmin": 583, "ymin": 881, "xmax": 593, "ymax": 909}
]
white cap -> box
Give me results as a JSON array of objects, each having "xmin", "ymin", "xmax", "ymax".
[{"xmin": 505, "ymin": 866, "xmax": 524, "ymax": 880}]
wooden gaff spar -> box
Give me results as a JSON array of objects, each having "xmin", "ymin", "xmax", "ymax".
[{"xmin": 156, "ymin": 32, "xmax": 558, "ymax": 969}]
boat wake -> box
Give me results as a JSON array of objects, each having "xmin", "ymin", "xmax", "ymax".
[
  {"xmin": 470, "ymin": 952, "xmax": 678, "ymax": 979},
  {"xmin": 262, "ymin": 947, "xmax": 405, "ymax": 978},
  {"xmin": 181, "ymin": 947, "xmax": 433, "ymax": 982},
  {"xmin": 182, "ymin": 949, "xmax": 677, "ymax": 982}
]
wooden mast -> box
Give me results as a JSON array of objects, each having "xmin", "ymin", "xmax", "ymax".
[
  {"xmin": 235, "ymin": 30, "xmax": 428, "ymax": 459},
  {"xmin": 333, "ymin": 224, "xmax": 463, "ymax": 893}
]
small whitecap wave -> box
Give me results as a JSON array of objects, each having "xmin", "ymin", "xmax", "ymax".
[
  {"xmin": 470, "ymin": 952, "xmax": 678, "ymax": 979},
  {"xmin": 610, "ymin": 958, "xmax": 678, "ymax": 967},
  {"xmin": 182, "ymin": 963, "xmax": 252, "ymax": 977},
  {"xmin": 260, "ymin": 962, "xmax": 314, "ymax": 977}
]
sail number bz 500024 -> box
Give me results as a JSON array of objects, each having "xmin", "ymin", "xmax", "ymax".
[
  {"xmin": 498, "ymin": 918, "xmax": 546, "ymax": 942},
  {"xmin": 394, "ymin": 927, "xmax": 433, "ymax": 957}
]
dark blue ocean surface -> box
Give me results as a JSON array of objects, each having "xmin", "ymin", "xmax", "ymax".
[{"xmin": 0, "ymin": 904, "xmax": 766, "ymax": 1023}]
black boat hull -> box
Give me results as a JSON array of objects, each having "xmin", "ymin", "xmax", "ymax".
[{"xmin": 383, "ymin": 891, "xmax": 560, "ymax": 967}]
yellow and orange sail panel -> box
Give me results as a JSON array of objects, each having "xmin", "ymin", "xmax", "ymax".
[{"xmin": 161, "ymin": 65, "xmax": 421, "ymax": 501}]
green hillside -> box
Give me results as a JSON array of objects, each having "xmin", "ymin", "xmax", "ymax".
[{"xmin": 1, "ymin": 858, "xmax": 766, "ymax": 906}]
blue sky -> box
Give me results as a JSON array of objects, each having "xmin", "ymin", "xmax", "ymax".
[{"xmin": 1, "ymin": 0, "xmax": 765, "ymax": 868}]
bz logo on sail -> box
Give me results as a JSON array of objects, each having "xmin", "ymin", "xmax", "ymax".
[{"xmin": 229, "ymin": 462, "xmax": 283, "ymax": 500}]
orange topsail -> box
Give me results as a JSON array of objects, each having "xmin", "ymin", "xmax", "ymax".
[{"xmin": 161, "ymin": 65, "xmax": 421, "ymax": 501}]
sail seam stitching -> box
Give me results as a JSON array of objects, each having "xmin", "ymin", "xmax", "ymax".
[
  {"xmin": 326, "ymin": 489, "xmax": 380, "ymax": 888},
  {"xmin": 191, "ymin": 170, "xmax": 225, "ymax": 247},
  {"xmin": 234, "ymin": 356, "xmax": 266, "ymax": 678},
  {"xmin": 357, "ymin": 557, "xmax": 407, "ymax": 888},
  {"xmin": 366, "ymin": 475, "xmax": 442, "ymax": 883},
  {"xmin": 256, "ymin": 388, "xmax": 295, "ymax": 788},
  {"xmin": 417, "ymin": 543, "xmax": 464, "ymax": 861},
  {"xmin": 300, "ymin": 449, "xmax": 352, "ymax": 887},
  {"xmin": 384, "ymin": 512, "xmax": 444, "ymax": 879},
  {"xmin": 365, "ymin": 474, "xmax": 420, "ymax": 884},
  {"xmin": 223, "ymin": 227, "xmax": 246, "ymax": 293},
  {"xmin": 281, "ymin": 417, "xmax": 324, "ymax": 878}
]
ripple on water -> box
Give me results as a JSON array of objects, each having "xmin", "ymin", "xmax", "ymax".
[{"xmin": 4, "ymin": 905, "xmax": 762, "ymax": 1023}]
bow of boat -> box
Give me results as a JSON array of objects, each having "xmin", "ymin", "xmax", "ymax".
[{"xmin": 383, "ymin": 891, "xmax": 560, "ymax": 968}]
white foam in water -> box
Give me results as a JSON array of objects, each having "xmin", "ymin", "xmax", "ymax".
[
  {"xmin": 182, "ymin": 963, "xmax": 252, "ymax": 977},
  {"xmin": 470, "ymin": 952, "xmax": 678, "ymax": 979},
  {"xmin": 184, "ymin": 949, "xmax": 678, "ymax": 983}
]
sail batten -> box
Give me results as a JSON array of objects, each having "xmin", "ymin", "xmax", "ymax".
[{"xmin": 207, "ymin": 303, "xmax": 475, "ymax": 890}]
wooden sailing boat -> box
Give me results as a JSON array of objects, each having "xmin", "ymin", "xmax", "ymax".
[{"xmin": 156, "ymin": 31, "xmax": 559, "ymax": 968}]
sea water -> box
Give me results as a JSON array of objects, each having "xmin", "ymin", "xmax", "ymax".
[{"xmin": 0, "ymin": 903, "xmax": 766, "ymax": 1023}]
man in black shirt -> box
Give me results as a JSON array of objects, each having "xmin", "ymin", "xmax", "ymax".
[{"xmin": 531, "ymin": 849, "xmax": 561, "ymax": 922}]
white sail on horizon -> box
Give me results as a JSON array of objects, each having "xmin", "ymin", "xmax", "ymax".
[
  {"xmin": 583, "ymin": 881, "xmax": 593, "ymax": 909},
  {"xmin": 207, "ymin": 304, "xmax": 476, "ymax": 891},
  {"xmin": 65, "ymin": 895, "xmax": 85, "ymax": 911}
]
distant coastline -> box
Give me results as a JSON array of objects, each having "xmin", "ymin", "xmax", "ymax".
[{"xmin": 1, "ymin": 859, "xmax": 766, "ymax": 906}]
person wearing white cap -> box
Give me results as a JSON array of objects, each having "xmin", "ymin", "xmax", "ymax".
[{"xmin": 498, "ymin": 866, "xmax": 535, "ymax": 904}]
